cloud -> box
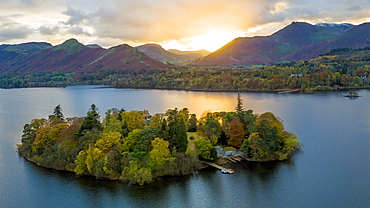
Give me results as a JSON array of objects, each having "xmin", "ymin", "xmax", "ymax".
[
  {"xmin": 81, "ymin": 0, "xmax": 276, "ymax": 43},
  {"xmin": 66, "ymin": 26, "xmax": 92, "ymax": 36},
  {"xmin": 278, "ymin": 0, "xmax": 370, "ymax": 23},
  {"xmin": 0, "ymin": 26, "xmax": 33, "ymax": 41},
  {"xmin": 75, "ymin": 0, "xmax": 370, "ymax": 44},
  {"xmin": 21, "ymin": 0, "xmax": 36, "ymax": 6},
  {"xmin": 1, "ymin": 0, "xmax": 370, "ymax": 47},
  {"xmin": 39, "ymin": 26, "xmax": 60, "ymax": 35},
  {"xmin": 62, "ymin": 7, "xmax": 87, "ymax": 26},
  {"xmin": 0, "ymin": 17, "xmax": 33, "ymax": 41}
]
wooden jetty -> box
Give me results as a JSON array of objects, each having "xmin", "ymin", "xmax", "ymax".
[
  {"xmin": 226, "ymin": 157, "xmax": 237, "ymax": 163},
  {"xmin": 232, "ymin": 156, "xmax": 242, "ymax": 162},
  {"xmin": 201, "ymin": 161, "xmax": 234, "ymax": 174},
  {"xmin": 225, "ymin": 156, "xmax": 242, "ymax": 163}
]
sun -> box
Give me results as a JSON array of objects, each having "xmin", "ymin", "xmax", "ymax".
[{"xmin": 161, "ymin": 30, "xmax": 246, "ymax": 52}]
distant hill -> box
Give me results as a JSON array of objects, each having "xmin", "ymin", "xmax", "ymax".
[
  {"xmin": 137, "ymin": 44, "xmax": 210, "ymax": 65},
  {"xmin": 86, "ymin": 44, "xmax": 103, "ymax": 49},
  {"xmin": 0, "ymin": 39, "xmax": 167, "ymax": 74},
  {"xmin": 195, "ymin": 22, "xmax": 355, "ymax": 66},
  {"xmin": 167, "ymin": 49, "xmax": 211, "ymax": 60}
]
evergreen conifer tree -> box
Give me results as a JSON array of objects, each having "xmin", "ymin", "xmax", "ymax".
[{"xmin": 235, "ymin": 93, "xmax": 244, "ymax": 113}]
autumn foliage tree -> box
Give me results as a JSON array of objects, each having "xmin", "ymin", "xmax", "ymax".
[{"xmin": 227, "ymin": 117, "xmax": 246, "ymax": 148}]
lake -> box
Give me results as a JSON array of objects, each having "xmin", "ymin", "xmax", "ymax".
[{"xmin": 0, "ymin": 86, "xmax": 369, "ymax": 207}]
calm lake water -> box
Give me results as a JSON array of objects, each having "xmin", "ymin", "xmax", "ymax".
[{"xmin": 0, "ymin": 86, "xmax": 369, "ymax": 207}]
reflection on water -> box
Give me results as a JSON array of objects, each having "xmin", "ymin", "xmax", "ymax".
[{"xmin": 0, "ymin": 86, "xmax": 369, "ymax": 207}]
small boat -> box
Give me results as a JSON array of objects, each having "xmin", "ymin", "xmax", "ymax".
[{"xmin": 221, "ymin": 169, "xmax": 234, "ymax": 174}]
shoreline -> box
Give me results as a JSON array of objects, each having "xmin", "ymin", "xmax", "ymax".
[
  {"xmin": 18, "ymin": 152, "xmax": 200, "ymax": 183},
  {"xmin": 19, "ymin": 150, "xmax": 299, "ymax": 185},
  {"xmin": 2, "ymin": 84, "xmax": 369, "ymax": 93}
]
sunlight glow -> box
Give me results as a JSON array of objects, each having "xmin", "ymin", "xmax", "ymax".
[{"xmin": 161, "ymin": 30, "xmax": 246, "ymax": 52}]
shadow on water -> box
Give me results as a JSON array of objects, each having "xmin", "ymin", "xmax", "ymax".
[
  {"xmin": 22, "ymin": 149, "xmax": 302, "ymax": 207},
  {"xmin": 23, "ymin": 155, "xmax": 199, "ymax": 205},
  {"xmin": 236, "ymin": 150, "xmax": 300, "ymax": 182},
  {"xmin": 24, "ymin": 151, "xmax": 298, "ymax": 186}
]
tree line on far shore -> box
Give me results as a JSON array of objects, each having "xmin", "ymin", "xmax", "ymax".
[{"xmin": 2, "ymin": 47, "xmax": 370, "ymax": 92}]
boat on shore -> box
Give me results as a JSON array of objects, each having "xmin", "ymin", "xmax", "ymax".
[{"xmin": 221, "ymin": 169, "xmax": 234, "ymax": 174}]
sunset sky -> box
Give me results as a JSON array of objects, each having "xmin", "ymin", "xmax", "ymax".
[{"xmin": 1, "ymin": 0, "xmax": 370, "ymax": 52}]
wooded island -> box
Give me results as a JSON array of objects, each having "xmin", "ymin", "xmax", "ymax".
[{"xmin": 17, "ymin": 95, "xmax": 301, "ymax": 185}]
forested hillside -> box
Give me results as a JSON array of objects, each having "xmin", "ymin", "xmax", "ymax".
[{"xmin": 3, "ymin": 47, "xmax": 370, "ymax": 92}]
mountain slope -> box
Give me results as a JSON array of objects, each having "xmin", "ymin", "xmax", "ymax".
[
  {"xmin": 0, "ymin": 39, "xmax": 167, "ymax": 74},
  {"xmin": 283, "ymin": 22, "xmax": 370, "ymax": 61},
  {"xmin": 0, "ymin": 42, "xmax": 52, "ymax": 71},
  {"xmin": 196, "ymin": 22, "xmax": 354, "ymax": 66},
  {"xmin": 0, "ymin": 42, "xmax": 52, "ymax": 54}
]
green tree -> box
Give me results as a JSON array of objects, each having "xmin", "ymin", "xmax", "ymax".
[
  {"xmin": 194, "ymin": 137, "xmax": 216, "ymax": 161},
  {"xmin": 53, "ymin": 104, "xmax": 64, "ymax": 119},
  {"xmin": 78, "ymin": 104, "xmax": 101, "ymax": 136},
  {"xmin": 121, "ymin": 110, "xmax": 147, "ymax": 132},
  {"xmin": 188, "ymin": 114, "xmax": 197, "ymax": 132},
  {"xmin": 237, "ymin": 110, "xmax": 256, "ymax": 133},
  {"xmin": 149, "ymin": 138, "xmax": 173, "ymax": 170},
  {"xmin": 248, "ymin": 132, "xmax": 267, "ymax": 159},
  {"xmin": 239, "ymin": 138, "xmax": 250, "ymax": 154},
  {"xmin": 78, "ymin": 128, "xmax": 101, "ymax": 150},
  {"xmin": 122, "ymin": 160, "xmax": 153, "ymax": 185},
  {"xmin": 103, "ymin": 150, "xmax": 122, "ymax": 177},
  {"xmin": 103, "ymin": 116, "xmax": 123, "ymax": 134},
  {"xmin": 18, "ymin": 124, "xmax": 36, "ymax": 155},
  {"xmin": 235, "ymin": 93, "xmax": 244, "ymax": 113},
  {"xmin": 95, "ymin": 131, "xmax": 122, "ymax": 153},
  {"xmin": 85, "ymin": 144, "xmax": 105, "ymax": 177},
  {"xmin": 277, "ymin": 132, "xmax": 300, "ymax": 160},
  {"xmin": 138, "ymin": 127, "xmax": 162, "ymax": 152},
  {"xmin": 257, "ymin": 119, "xmax": 279, "ymax": 156},
  {"xmin": 165, "ymin": 109, "xmax": 188, "ymax": 153},
  {"xmin": 74, "ymin": 150, "xmax": 88, "ymax": 175},
  {"xmin": 198, "ymin": 112, "xmax": 222, "ymax": 145},
  {"xmin": 122, "ymin": 129, "xmax": 142, "ymax": 153},
  {"xmin": 149, "ymin": 113, "xmax": 165, "ymax": 129}
]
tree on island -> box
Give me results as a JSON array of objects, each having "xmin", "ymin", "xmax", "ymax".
[
  {"xmin": 78, "ymin": 104, "xmax": 102, "ymax": 136},
  {"xmin": 165, "ymin": 108, "xmax": 188, "ymax": 153},
  {"xmin": 227, "ymin": 116, "xmax": 246, "ymax": 148},
  {"xmin": 53, "ymin": 104, "xmax": 64, "ymax": 119},
  {"xmin": 345, "ymin": 91, "xmax": 360, "ymax": 97},
  {"xmin": 235, "ymin": 93, "xmax": 244, "ymax": 113}
]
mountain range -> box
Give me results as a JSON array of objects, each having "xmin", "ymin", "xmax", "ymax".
[
  {"xmin": 1, "ymin": 21, "xmax": 370, "ymax": 75},
  {"xmin": 0, "ymin": 39, "xmax": 167, "ymax": 74},
  {"xmin": 195, "ymin": 22, "xmax": 362, "ymax": 65}
]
